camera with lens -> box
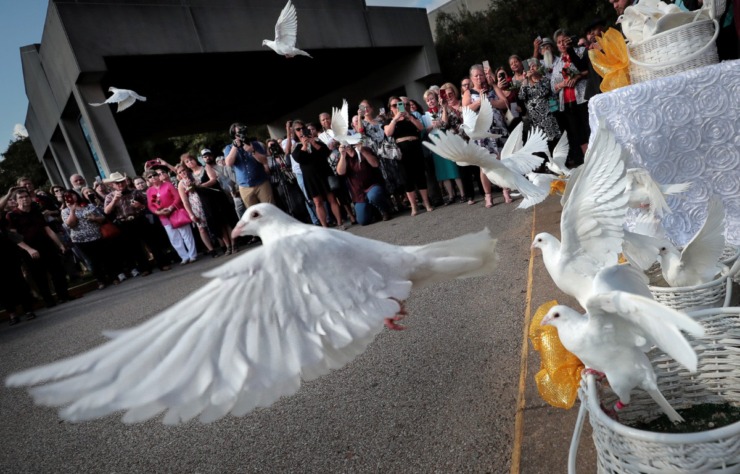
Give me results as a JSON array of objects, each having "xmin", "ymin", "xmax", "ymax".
[
  {"xmin": 268, "ymin": 142, "xmax": 283, "ymax": 156},
  {"xmin": 234, "ymin": 127, "xmax": 248, "ymax": 142}
]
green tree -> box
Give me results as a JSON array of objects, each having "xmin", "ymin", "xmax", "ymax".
[
  {"xmin": 0, "ymin": 137, "xmax": 48, "ymax": 192},
  {"xmin": 434, "ymin": 0, "xmax": 616, "ymax": 82}
]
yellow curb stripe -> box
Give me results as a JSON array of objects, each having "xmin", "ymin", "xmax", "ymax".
[{"xmin": 511, "ymin": 206, "xmax": 538, "ymax": 474}]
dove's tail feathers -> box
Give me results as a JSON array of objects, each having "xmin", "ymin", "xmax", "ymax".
[
  {"xmin": 647, "ymin": 388, "xmax": 685, "ymax": 423},
  {"xmin": 407, "ymin": 229, "xmax": 498, "ymax": 288},
  {"xmin": 660, "ymin": 182, "xmax": 691, "ymax": 196}
]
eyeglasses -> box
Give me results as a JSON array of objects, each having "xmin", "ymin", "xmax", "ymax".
[{"xmin": 390, "ymin": 102, "xmax": 398, "ymax": 108}]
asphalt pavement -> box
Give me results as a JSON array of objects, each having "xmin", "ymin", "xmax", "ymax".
[{"xmin": 0, "ymin": 192, "xmax": 597, "ymax": 473}]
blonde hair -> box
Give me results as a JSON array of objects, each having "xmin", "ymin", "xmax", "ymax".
[
  {"xmin": 422, "ymin": 89, "xmax": 438, "ymax": 101},
  {"xmin": 440, "ymin": 82, "xmax": 459, "ymax": 99}
]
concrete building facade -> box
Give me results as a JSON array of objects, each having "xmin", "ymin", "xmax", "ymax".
[{"xmin": 22, "ymin": 0, "xmax": 441, "ymax": 184}]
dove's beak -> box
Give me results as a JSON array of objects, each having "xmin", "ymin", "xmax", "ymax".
[{"xmin": 231, "ymin": 222, "xmax": 245, "ymax": 239}]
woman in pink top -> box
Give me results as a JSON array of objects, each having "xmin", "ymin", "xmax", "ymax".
[{"xmin": 145, "ymin": 167, "xmax": 198, "ymax": 265}]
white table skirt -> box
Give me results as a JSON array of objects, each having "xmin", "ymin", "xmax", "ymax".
[{"xmin": 588, "ymin": 59, "xmax": 740, "ymax": 246}]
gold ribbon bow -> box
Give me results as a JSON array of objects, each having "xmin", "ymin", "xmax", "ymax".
[
  {"xmin": 528, "ymin": 300, "xmax": 584, "ymax": 409},
  {"xmin": 588, "ymin": 28, "xmax": 631, "ymax": 93}
]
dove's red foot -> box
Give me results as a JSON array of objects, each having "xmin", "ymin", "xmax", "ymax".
[
  {"xmin": 384, "ymin": 316, "xmax": 406, "ymax": 331},
  {"xmin": 583, "ymin": 368, "xmax": 606, "ymax": 381},
  {"xmin": 600, "ymin": 402, "xmax": 620, "ymax": 421},
  {"xmin": 385, "ymin": 298, "xmax": 408, "ymax": 330}
]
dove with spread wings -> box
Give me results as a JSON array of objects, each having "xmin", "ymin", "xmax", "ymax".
[
  {"xmin": 6, "ymin": 203, "xmax": 498, "ymax": 425},
  {"xmin": 262, "ymin": 0, "xmax": 312, "ymax": 58},
  {"xmin": 542, "ymin": 264, "xmax": 705, "ymax": 423},
  {"xmin": 424, "ymin": 122, "xmax": 549, "ymax": 209},
  {"xmin": 89, "ymin": 87, "xmax": 146, "ymax": 113},
  {"xmin": 329, "ymin": 99, "xmax": 362, "ymax": 146}
]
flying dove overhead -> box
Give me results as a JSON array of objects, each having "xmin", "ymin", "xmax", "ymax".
[
  {"xmin": 531, "ymin": 123, "xmax": 629, "ymax": 309},
  {"xmin": 625, "ymin": 167, "xmax": 691, "ymax": 216},
  {"xmin": 542, "ymin": 264, "xmax": 705, "ymax": 422},
  {"xmin": 262, "ymin": 0, "xmax": 312, "ymax": 58},
  {"xmin": 330, "ymin": 99, "xmax": 362, "ymax": 145},
  {"xmin": 658, "ymin": 196, "xmax": 728, "ymax": 287},
  {"xmin": 6, "ymin": 203, "xmax": 498, "ymax": 425},
  {"xmin": 89, "ymin": 87, "xmax": 146, "ymax": 113},
  {"xmin": 424, "ymin": 123, "xmax": 549, "ymax": 209},
  {"xmin": 460, "ymin": 96, "xmax": 501, "ymax": 141}
]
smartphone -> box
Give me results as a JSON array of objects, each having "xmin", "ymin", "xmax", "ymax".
[
  {"xmin": 379, "ymin": 107, "xmax": 386, "ymax": 115},
  {"xmin": 482, "ymin": 60, "xmax": 490, "ymax": 70},
  {"xmin": 439, "ymin": 89, "xmax": 447, "ymax": 101},
  {"xmin": 397, "ymin": 102, "xmax": 406, "ymax": 113}
]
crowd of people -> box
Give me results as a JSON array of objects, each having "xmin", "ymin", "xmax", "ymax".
[{"xmin": 0, "ymin": 23, "xmax": 610, "ymax": 325}]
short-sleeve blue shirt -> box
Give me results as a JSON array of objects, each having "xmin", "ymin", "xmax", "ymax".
[{"xmin": 224, "ymin": 141, "xmax": 269, "ymax": 187}]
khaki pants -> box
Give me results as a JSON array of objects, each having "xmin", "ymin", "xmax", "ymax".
[{"xmin": 239, "ymin": 181, "xmax": 275, "ymax": 208}]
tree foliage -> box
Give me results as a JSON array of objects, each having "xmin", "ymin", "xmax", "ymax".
[
  {"xmin": 0, "ymin": 137, "xmax": 48, "ymax": 192},
  {"xmin": 434, "ymin": 0, "xmax": 617, "ymax": 83}
]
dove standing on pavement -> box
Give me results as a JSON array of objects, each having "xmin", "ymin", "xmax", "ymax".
[
  {"xmin": 424, "ymin": 122, "xmax": 549, "ymax": 209},
  {"xmin": 262, "ymin": 0, "xmax": 312, "ymax": 58},
  {"xmin": 89, "ymin": 87, "xmax": 146, "ymax": 113},
  {"xmin": 542, "ymin": 264, "xmax": 705, "ymax": 422},
  {"xmin": 625, "ymin": 167, "xmax": 691, "ymax": 217},
  {"xmin": 531, "ymin": 123, "xmax": 629, "ymax": 309},
  {"xmin": 6, "ymin": 203, "xmax": 498, "ymax": 425},
  {"xmin": 658, "ymin": 196, "xmax": 728, "ymax": 287}
]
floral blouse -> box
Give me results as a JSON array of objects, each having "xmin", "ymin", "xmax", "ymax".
[{"xmin": 61, "ymin": 204, "xmax": 103, "ymax": 243}]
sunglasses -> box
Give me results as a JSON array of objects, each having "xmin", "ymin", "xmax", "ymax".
[
  {"xmin": 294, "ymin": 127, "xmax": 305, "ymax": 132},
  {"xmin": 390, "ymin": 102, "xmax": 398, "ymax": 107}
]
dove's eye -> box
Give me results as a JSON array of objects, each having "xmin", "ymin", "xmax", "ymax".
[
  {"xmin": 553, "ymin": 312, "xmax": 560, "ymax": 318},
  {"xmin": 659, "ymin": 247, "xmax": 666, "ymax": 251},
  {"xmin": 250, "ymin": 211, "xmax": 261, "ymax": 219}
]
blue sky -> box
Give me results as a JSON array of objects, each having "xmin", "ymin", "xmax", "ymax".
[{"xmin": 0, "ymin": 0, "xmax": 448, "ymax": 155}]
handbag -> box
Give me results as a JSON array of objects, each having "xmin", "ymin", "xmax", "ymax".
[
  {"xmin": 377, "ymin": 138, "xmax": 402, "ymax": 161},
  {"xmin": 327, "ymin": 175, "xmax": 342, "ymax": 192},
  {"xmin": 100, "ymin": 220, "xmax": 121, "ymax": 239},
  {"xmin": 169, "ymin": 206, "xmax": 192, "ymax": 228}
]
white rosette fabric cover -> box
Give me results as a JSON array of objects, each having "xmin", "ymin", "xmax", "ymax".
[{"xmin": 589, "ymin": 59, "xmax": 740, "ymax": 245}]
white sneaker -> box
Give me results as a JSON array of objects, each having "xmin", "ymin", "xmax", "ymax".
[
  {"xmin": 180, "ymin": 259, "xmax": 189, "ymax": 265},
  {"xmin": 131, "ymin": 269, "xmax": 141, "ymax": 277},
  {"xmin": 117, "ymin": 273, "xmax": 127, "ymax": 282},
  {"xmin": 189, "ymin": 257, "xmax": 198, "ymax": 263}
]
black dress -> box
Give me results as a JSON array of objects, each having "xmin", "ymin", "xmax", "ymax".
[
  {"xmin": 193, "ymin": 167, "xmax": 238, "ymax": 231},
  {"xmin": 291, "ymin": 142, "xmax": 334, "ymax": 199}
]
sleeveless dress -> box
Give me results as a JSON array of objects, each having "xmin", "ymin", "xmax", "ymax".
[{"xmin": 193, "ymin": 166, "xmax": 238, "ymax": 231}]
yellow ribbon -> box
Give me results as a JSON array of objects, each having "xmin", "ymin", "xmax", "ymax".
[
  {"xmin": 549, "ymin": 179, "xmax": 567, "ymax": 196},
  {"xmin": 528, "ymin": 300, "xmax": 584, "ymax": 409},
  {"xmin": 588, "ymin": 28, "xmax": 631, "ymax": 93}
]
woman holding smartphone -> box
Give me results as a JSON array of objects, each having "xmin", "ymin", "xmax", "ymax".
[{"xmin": 384, "ymin": 96, "xmax": 434, "ymax": 216}]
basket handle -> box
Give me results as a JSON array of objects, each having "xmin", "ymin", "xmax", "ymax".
[
  {"xmin": 629, "ymin": 20, "xmax": 720, "ymax": 70},
  {"xmin": 568, "ymin": 392, "xmax": 589, "ymax": 474}
]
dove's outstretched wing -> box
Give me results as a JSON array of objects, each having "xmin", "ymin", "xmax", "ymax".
[
  {"xmin": 560, "ymin": 124, "xmax": 628, "ymax": 276},
  {"xmin": 6, "ymin": 233, "xmax": 415, "ymax": 425},
  {"xmin": 461, "ymin": 98, "xmax": 500, "ymax": 140},
  {"xmin": 500, "ymin": 126, "xmax": 548, "ymax": 174},
  {"xmin": 274, "ymin": 0, "xmax": 299, "ymax": 50},
  {"xmin": 499, "ymin": 121, "xmax": 524, "ymax": 160},
  {"xmin": 424, "ymin": 130, "xmax": 546, "ymax": 209},
  {"xmin": 680, "ymin": 196, "xmax": 726, "ymax": 280},
  {"xmin": 547, "ymin": 132, "xmax": 571, "ymax": 176},
  {"xmin": 586, "ymin": 290, "xmax": 704, "ymax": 372},
  {"xmin": 89, "ymin": 87, "xmax": 146, "ymax": 113},
  {"xmin": 331, "ymin": 99, "xmax": 361, "ymax": 145}
]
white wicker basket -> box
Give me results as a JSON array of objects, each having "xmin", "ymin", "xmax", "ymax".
[
  {"xmin": 569, "ymin": 307, "xmax": 740, "ymax": 474},
  {"xmin": 645, "ymin": 245, "xmax": 739, "ymax": 286},
  {"xmin": 649, "ymin": 276, "xmax": 732, "ymax": 311},
  {"xmin": 721, "ymin": 245, "xmax": 740, "ymax": 267},
  {"xmin": 628, "ymin": 18, "xmax": 720, "ymax": 83}
]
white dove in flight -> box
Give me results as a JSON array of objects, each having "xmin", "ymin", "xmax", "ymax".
[
  {"xmin": 262, "ymin": 0, "xmax": 312, "ymax": 58},
  {"xmin": 89, "ymin": 87, "xmax": 146, "ymax": 113},
  {"xmin": 625, "ymin": 167, "xmax": 691, "ymax": 216},
  {"xmin": 542, "ymin": 265, "xmax": 705, "ymax": 423},
  {"xmin": 424, "ymin": 124, "xmax": 548, "ymax": 209},
  {"xmin": 658, "ymin": 196, "xmax": 728, "ymax": 287},
  {"xmin": 545, "ymin": 132, "xmax": 572, "ymax": 177},
  {"xmin": 330, "ymin": 99, "xmax": 362, "ymax": 145},
  {"xmin": 460, "ymin": 96, "xmax": 502, "ymax": 141},
  {"xmin": 531, "ymin": 123, "xmax": 629, "ymax": 309},
  {"xmin": 6, "ymin": 203, "xmax": 498, "ymax": 425}
]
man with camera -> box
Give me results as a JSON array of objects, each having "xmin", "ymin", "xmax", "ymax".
[{"xmin": 224, "ymin": 122, "xmax": 274, "ymax": 207}]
